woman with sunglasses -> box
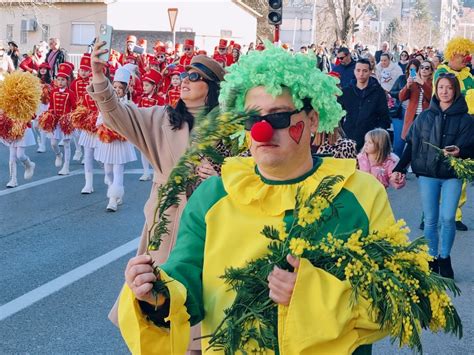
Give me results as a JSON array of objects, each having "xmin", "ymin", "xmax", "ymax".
[
  {"xmin": 392, "ymin": 74, "xmax": 474, "ymax": 279},
  {"xmin": 397, "ymin": 60, "xmax": 433, "ymax": 153},
  {"xmin": 88, "ymin": 41, "xmax": 225, "ymax": 353},
  {"xmin": 398, "ymin": 50, "xmax": 410, "ymax": 73}
]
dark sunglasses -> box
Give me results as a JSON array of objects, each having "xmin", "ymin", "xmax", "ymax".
[
  {"xmin": 184, "ymin": 47, "xmax": 193, "ymax": 51},
  {"xmin": 337, "ymin": 55, "xmax": 346, "ymax": 59},
  {"xmin": 180, "ymin": 71, "xmax": 203, "ymax": 82},
  {"xmin": 244, "ymin": 110, "xmax": 301, "ymax": 131},
  {"xmin": 439, "ymin": 73, "xmax": 456, "ymax": 78},
  {"xmin": 420, "ymin": 65, "xmax": 432, "ymax": 70}
]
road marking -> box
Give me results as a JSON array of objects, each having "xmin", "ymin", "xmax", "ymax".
[
  {"xmin": 0, "ymin": 237, "xmax": 139, "ymax": 321},
  {"xmin": 0, "ymin": 169, "xmax": 147, "ymax": 196}
]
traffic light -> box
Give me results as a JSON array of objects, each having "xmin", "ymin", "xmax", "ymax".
[
  {"xmin": 353, "ymin": 23, "xmax": 360, "ymax": 33},
  {"xmin": 268, "ymin": 0, "xmax": 283, "ymax": 25}
]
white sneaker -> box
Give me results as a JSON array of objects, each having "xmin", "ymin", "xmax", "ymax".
[
  {"xmin": 58, "ymin": 165, "xmax": 70, "ymax": 175},
  {"xmin": 139, "ymin": 174, "xmax": 151, "ymax": 181},
  {"xmin": 37, "ymin": 145, "xmax": 46, "ymax": 153},
  {"xmin": 81, "ymin": 185, "xmax": 94, "ymax": 194},
  {"xmin": 23, "ymin": 160, "xmax": 35, "ymax": 180},
  {"xmin": 55, "ymin": 153, "xmax": 63, "ymax": 168},
  {"xmin": 73, "ymin": 150, "xmax": 83, "ymax": 161},
  {"xmin": 6, "ymin": 178, "xmax": 18, "ymax": 188},
  {"xmin": 106, "ymin": 197, "xmax": 118, "ymax": 212},
  {"xmin": 104, "ymin": 175, "xmax": 112, "ymax": 186},
  {"xmin": 58, "ymin": 139, "xmax": 64, "ymax": 146}
]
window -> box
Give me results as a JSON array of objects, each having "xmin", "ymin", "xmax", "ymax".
[
  {"xmin": 71, "ymin": 22, "xmax": 95, "ymax": 45},
  {"xmin": 21, "ymin": 30, "xmax": 27, "ymax": 44},
  {"xmin": 220, "ymin": 30, "xmax": 232, "ymax": 38},
  {"xmin": 6, "ymin": 24, "xmax": 13, "ymax": 41},
  {"xmin": 41, "ymin": 24, "xmax": 50, "ymax": 42}
]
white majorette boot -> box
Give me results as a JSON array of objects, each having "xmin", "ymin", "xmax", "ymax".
[
  {"xmin": 55, "ymin": 152, "xmax": 63, "ymax": 168},
  {"xmin": 58, "ymin": 161, "xmax": 70, "ymax": 175},
  {"xmin": 139, "ymin": 173, "xmax": 151, "ymax": 181},
  {"xmin": 22, "ymin": 158, "xmax": 36, "ymax": 180},
  {"xmin": 6, "ymin": 161, "xmax": 18, "ymax": 188},
  {"xmin": 73, "ymin": 148, "xmax": 83, "ymax": 161},
  {"xmin": 106, "ymin": 185, "xmax": 124, "ymax": 212},
  {"xmin": 81, "ymin": 173, "xmax": 94, "ymax": 194}
]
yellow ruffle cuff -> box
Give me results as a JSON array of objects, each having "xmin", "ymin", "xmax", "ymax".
[
  {"xmin": 118, "ymin": 270, "xmax": 191, "ymax": 354},
  {"xmin": 466, "ymin": 89, "xmax": 474, "ymax": 115},
  {"xmin": 278, "ymin": 258, "xmax": 387, "ymax": 354},
  {"xmin": 221, "ymin": 157, "xmax": 356, "ymax": 216}
]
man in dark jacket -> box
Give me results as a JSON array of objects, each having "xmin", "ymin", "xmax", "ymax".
[
  {"xmin": 332, "ymin": 47, "xmax": 356, "ymax": 88},
  {"xmin": 375, "ymin": 41, "xmax": 390, "ymax": 64},
  {"xmin": 340, "ymin": 58, "xmax": 391, "ymax": 151},
  {"xmin": 45, "ymin": 37, "xmax": 66, "ymax": 78}
]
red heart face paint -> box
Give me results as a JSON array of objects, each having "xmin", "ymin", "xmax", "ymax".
[{"xmin": 289, "ymin": 121, "xmax": 305, "ymax": 144}]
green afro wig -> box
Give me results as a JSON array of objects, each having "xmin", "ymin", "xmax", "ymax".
[{"xmin": 219, "ymin": 43, "xmax": 345, "ymax": 133}]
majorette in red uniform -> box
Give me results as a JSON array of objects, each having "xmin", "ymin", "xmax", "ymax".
[
  {"xmin": 38, "ymin": 63, "xmax": 77, "ymax": 175},
  {"xmin": 136, "ymin": 38, "xmax": 150, "ymax": 76},
  {"xmin": 138, "ymin": 69, "xmax": 165, "ymax": 107},
  {"xmin": 228, "ymin": 43, "xmax": 241, "ymax": 66},
  {"xmin": 70, "ymin": 54, "xmax": 91, "ymax": 105},
  {"xmin": 165, "ymin": 66, "xmax": 184, "ymax": 108},
  {"xmin": 108, "ymin": 49, "xmax": 121, "ymax": 81},
  {"xmin": 213, "ymin": 39, "xmax": 229, "ymax": 66},
  {"xmin": 119, "ymin": 35, "xmax": 138, "ymax": 65},
  {"xmin": 152, "ymin": 41, "xmax": 168, "ymax": 72},
  {"xmin": 70, "ymin": 53, "xmax": 100, "ymax": 193},
  {"xmin": 179, "ymin": 39, "xmax": 195, "ymax": 66},
  {"xmin": 36, "ymin": 62, "xmax": 53, "ymax": 153}
]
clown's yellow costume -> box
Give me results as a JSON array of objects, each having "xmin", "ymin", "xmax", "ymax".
[{"xmin": 118, "ymin": 156, "xmax": 394, "ymax": 354}]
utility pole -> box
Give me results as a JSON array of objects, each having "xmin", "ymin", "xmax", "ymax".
[
  {"xmin": 311, "ymin": 0, "xmax": 317, "ymax": 44},
  {"xmin": 377, "ymin": 6, "xmax": 383, "ymax": 49}
]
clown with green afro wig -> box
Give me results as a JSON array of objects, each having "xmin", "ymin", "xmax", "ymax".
[{"xmin": 219, "ymin": 44, "xmax": 345, "ymax": 133}]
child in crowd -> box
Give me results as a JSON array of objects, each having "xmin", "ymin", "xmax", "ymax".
[
  {"xmin": 357, "ymin": 128, "xmax": 405, "ymax": 189},
  {"xmin": 94, "ymin": 67, "xmax": 137, "ymax": 212},
  {"xmin": 166, "ymin": 68, "xmax": 182, "ymax": 108}
]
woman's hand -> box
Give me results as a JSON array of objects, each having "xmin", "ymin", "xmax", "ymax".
[
  {"xmin": 125, "ymin": 255, "xmax": 165, "ymax": 307},
  {"xmin": 91, "ymin": 39, "xmax": 108, "ymax": 83},
  {"xmin": 197, "ymin": 159, "xmax": 218, "ymax": 179},
  {"xmin": 406, "ymin": 77, "xmax": 414, "ymax": 88},
  {"xmin": 268, "ymin": 255, "xmax": 300, "ymax": 306},
  {"xmin": 443, "ymin": 145, "xmax": 460, "ymax": 157}
]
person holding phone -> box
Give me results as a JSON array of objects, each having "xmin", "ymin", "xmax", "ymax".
[
  {"xmin": 398, "ymin": 60, "xmax": 433, "ymax": 143},
  {"xmin": 87, "ymin": 40, "xmax": 225, "ymax": 354},
  {"xmin": 392, "ymin": 74, "xmax": 474, "ymax": 279}
]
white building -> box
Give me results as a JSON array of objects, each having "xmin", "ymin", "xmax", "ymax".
[{"xmin": 107, "ymin": 0, "xmax": 260, "ymax": 53}]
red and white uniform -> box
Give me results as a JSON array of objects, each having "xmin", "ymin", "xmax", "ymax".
[
  {"xmin": 70, "ymin": 76, "xmax": 90, "ymax": 106},
  {"xmin": 138, "ymin": 93, "xmax": 165, "ymax": 107},
  {"xmin": 48, "ymin": 87, "xmax": 76, "ymax": 139},
  {"xmin": 166, "ymin": 86, "xmax": 181, "ymax": 108}
]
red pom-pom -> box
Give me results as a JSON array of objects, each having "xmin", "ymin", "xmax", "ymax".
[{"xmin": 251, "ymin": 120, "xmax": 273, "ymax": 142}]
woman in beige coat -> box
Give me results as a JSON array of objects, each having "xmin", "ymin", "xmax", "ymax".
[{"xmin": 88, "ymin": 42, "xmax": 226, "ymax": 354}]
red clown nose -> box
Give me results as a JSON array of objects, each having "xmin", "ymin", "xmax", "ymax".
[{"xmin": 251, "ymin": 120, "xmax": 273, "ymax": 142}]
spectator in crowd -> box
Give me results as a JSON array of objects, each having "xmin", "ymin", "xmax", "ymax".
[
  {"xmin": 20, "ymin": 44, "xmax": 46, "ymax": 74},
  {"xmin": 357, "ymin": 128, "xmax": 403, "ymax": 189},
  {"xmin": 399, "ymin": 60, "xmax": 433, "ymax": 144},
  {"xmin": 0, "ymin": 41, "xmax": 15, "ymax": 81},
  {"xmin": 312, "ymin": 124, "xmax": 357, "ymax": 159},
  {"xmin": 7, "ymin": 41, "xmax": 20, "ymax": 69},
  {"xmin": 414, "ymin": 52, "xmax": 426, "ymax": 62},
  {"xmin": 375, "ymin": 53, "xmax": 403, "ymax": 92},
  {"xmin": 340, "ymin": 58, "xmax": 390, "ymax": 151},
  {"xmin": 392, "ymin": 74, "xmax": 474, "ymax": 279},
  {"xmin": 431, "ymin": 54, "xmax": 443, "ymax": 70},
  {"xmin": 315, "ymin": 44, "xmax": 331, "ymax": 73},
  {"xmin": 332, "ymin": 47, "xmax": 356, "ymax": 88},
  {"xmin": 45, "ymin": 37, "xmax": 66, "ymax": 78},
  {"xmin": 300, "ymin": 46, "xmax": 308, "ymax": 54},
  {"xmin": 375, "ymin": 41, "xmax": 390, "ymax": 63},
  {"xmin": 398, "ymin": 50, "xmax": 410, "ymax": 73},
  {"xmin": 392, "ymin": 44, "xmax": 401, "ymax": 63},
  {"xmin": 389, "ymin": 59, "xmax": 420, "ymax": 157}
]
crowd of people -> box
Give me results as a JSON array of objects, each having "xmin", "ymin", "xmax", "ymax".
[{"xmin": 1, "ymin": 32, "xmax": 473, "ymax": 353}]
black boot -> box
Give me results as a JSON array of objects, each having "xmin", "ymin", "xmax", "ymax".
[
  {"xmin": 428, "ymin": 258, "xmax": 439, "ymax": 274},
  {"xmin": 438, "ymin": 256, "xmax": 454, "ymax": 279}
]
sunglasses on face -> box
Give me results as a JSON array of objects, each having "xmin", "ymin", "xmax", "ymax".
[
  {"xmin": 420, "ymin": 65, "xmax": 432, "ymax": 70},
  {"xmin": 184, "ymin": 47, "xmax": 192, "ymax": 51},
  {"xmin": 244, "ymin": 110, "xmax": 301, "ymax": 131},
  {"xmin": 337, "ymin": 55, "xmax": 346, "ymax": 59},
  {"xmin": 179, "ymin": 71, "xmax": 203, "ymax": 82},
  {"xmin": 218, "ymin": 47, "xmax": 226, "ymax": 51}
]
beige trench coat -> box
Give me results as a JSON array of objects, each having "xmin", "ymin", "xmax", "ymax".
[{"xmin": 87, "ymin": 81, "xmax": 201, "ymax": 350}]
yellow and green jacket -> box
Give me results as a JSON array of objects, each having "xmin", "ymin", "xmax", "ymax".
[
  {"xmin": 118, "ymin": 156, "xmax": 395, "ymax": 354},
  {"xmin": 434, "ymin": 64, "xmax": 474, "ymax": 114}
]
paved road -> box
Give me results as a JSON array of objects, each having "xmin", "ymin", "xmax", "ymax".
[{"xmin": 0, "ymin": 143, "xmax": 472, "ymax": 354}]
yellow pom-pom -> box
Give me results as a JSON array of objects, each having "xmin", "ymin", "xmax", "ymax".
[
  {"xmin": 466, "ymin": 89, "xmax": 474, "ymax": 115},
  {"xmin": 0, "ymin": 71, "xmax": 41, "ymax": 122},
  {"xmin": 444, "ymin": 37, "xmax": 474, "ymax": 60}
]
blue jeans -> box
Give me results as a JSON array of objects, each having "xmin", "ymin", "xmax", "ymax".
[
  {"xmin": 392, "ymin": 115, "xmax": 405, "ymax": 158},
  {"xmin": 418, "ymin": 176, "xmax": 463, "ymax": 258}
]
